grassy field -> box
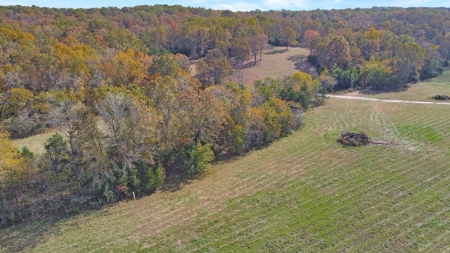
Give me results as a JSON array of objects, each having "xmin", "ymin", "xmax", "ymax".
[
  {"xmin": 2, "ymin": 84, "xmax": 450, "ymax": 252},
  {"xmin": 228, "ymin": 46, "xmax": 314, "ymax": 85},
  {"xmin": 346, "ymin": 67, "xmax": 450, "ymax": 101},
  {"xmin": 190, "ymin": 46, "xmax": 314, "ymax": 85}
]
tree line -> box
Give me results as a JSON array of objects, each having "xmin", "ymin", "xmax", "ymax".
[
  {"xmin": 307, "ymin": 26, "xmax": 442, "ymax": 90},
  {"xmin": 0, "ymin": 58, "xmax": 324, "ymax": 226}
]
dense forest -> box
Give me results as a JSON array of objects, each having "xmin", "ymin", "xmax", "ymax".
[{"xmin": 0, "ymin": 5, "xmax": 449, "ymax": 226}]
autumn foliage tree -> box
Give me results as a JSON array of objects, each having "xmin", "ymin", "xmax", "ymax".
[
  {"xmin": 248, "ymin": 34, "xmax": 268, "ymax": 64},
  {"xmin": 318, "ymin": 36, "xmax": 351, "ymax": 69},
  {"xmin": 0, "ymin": 127, "xmax": 29, "ymax": 222},
  {"xmin": 282, "ymin": 26, "xmax": 297, "ymax": 50},
  {"xmin": 110, "ymin": 49, "xmax": 148, "ymax": 88},
  {"xmin": 230, "ymin": 37, "xmax": 251, "ymax": 68},
  {"xmin": 359, "ymin": 27, "xmax": 381, "ymax": 60},
  {"xmin": 393, "ymin": 41, "xmax": 426, "ymax": 83},
  {"xmin": 303, "ymin": 29, "xmax": 320, "ymax": 45},
  {"xmin": 197, "ymin": 48, "xmax": 233, "ymax": 85}
]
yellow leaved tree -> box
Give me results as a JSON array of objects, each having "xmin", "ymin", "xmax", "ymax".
[{"xmin": 0, "ymin": 127, "xmax": 29, "ymax": 209}]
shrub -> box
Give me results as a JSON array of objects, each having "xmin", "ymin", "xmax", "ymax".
[
  {"xmin": 2, "ymin": 110, "xmax": 45, "ymax": 138},
  {"xmin": 138, "ymin": 161, "xmax": 166, "ymax": 194},
  {"xmin": 358, "ymin": 60, "xmax": 396, "ymax": 90},
  {"xmin": 331, "ymin": 68, "xmax": 360, "ymax": 90},
  {"xmin": 420, "ymin": 59, "xmax": 443, "ymax": 80},
  {"xmin": 227, "ymin": 120, "xmax": 246, "ymax": 155},
  {"xmin": 178, "ymin": 142, "xmax": 215, "ymax": 177},
  {"xmin": 432, "ymin": 95, "xmax": 450, "ymax": 100}
]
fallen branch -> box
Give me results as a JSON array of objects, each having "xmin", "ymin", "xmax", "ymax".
[{"xmin": 369, "ymin": 140, "xmax": 395, "ymax": 147}]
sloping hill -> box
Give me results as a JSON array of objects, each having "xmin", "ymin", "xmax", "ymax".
[{"xmin": 2, "ymin": 93, "xmax": 450, "ymax": 252}]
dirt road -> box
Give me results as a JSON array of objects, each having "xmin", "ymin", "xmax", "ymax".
[{"xmin": 328, "ymin": 95, "xmax": 450, "ymax": 105}]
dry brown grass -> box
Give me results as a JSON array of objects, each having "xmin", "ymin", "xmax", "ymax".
[
  {"xmin": 190, "ymin": 46, "xmax": 313, "ymax": 85},
  {"xmin": 12, "ymin": 130, "xmax": 59, "ymax": 155},
  {"xmin": 229, "ymin": 46, "xmax": 314, "ymax": 85}
]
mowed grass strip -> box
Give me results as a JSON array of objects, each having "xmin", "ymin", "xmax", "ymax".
[{"xmin": 2, "ymin": 99, "xmax": 450, "ymax": 252}]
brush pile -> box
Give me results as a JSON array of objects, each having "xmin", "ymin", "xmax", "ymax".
[{"xmin": 337, "ymin": 132, "xmax": 370, "ymax": 147}]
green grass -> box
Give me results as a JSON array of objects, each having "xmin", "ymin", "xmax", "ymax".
[
  {"xmin": 396, "ymin": 124, "xmax": 443, "ymax": 142},
  {"xmin": 2, "ymin": 96, "xmax": 450, "ymax": 252}
]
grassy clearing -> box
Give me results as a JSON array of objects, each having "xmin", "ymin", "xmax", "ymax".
[
  {"xmin": 190, "ymin": 47, "xmax": 313, "ymax": 86},
  {"xmin": 11, "ymin": 119, "xmax": 106, "ymax": 155},
  {"xmin": 12, "ymin": 130, "xmax": 59, "ymax": 155},
  {"xmin": 228, "ymin": 46, "xmax": 313, "ymax": 85},
  {"xmin": 2, "ymin": 94, "xmax": 450, "ymax": 252},
  {"xmin": 347, "ymin": 67, "xmax": 450, "ymax": 101}
]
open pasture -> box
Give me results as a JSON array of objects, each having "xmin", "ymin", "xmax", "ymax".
[
  {"xmin": 2, "ymin": 95, "xmax": 450, "ymax": 252},
  {"xmin": 228, "ymin": 46, "xmax": 315, "ymax": 85}
]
